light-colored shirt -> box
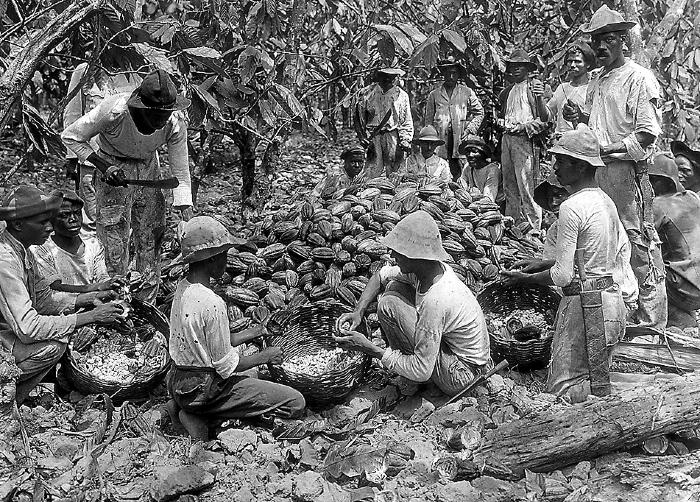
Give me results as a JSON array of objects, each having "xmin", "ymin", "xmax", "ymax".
[
  {"xmin": 425, "ymin": 84, "xmax": 484, "ymax": 159},
  {"xmin": 365, "ymin": 85, "xmax": 414, "ymax": 145},
  {"xmin": 61, "ymin": 93, "xmax": 192, "ymax": 207},
  {"xmin": 404, "ymin": 153, "xmax": 451, "ymax": 182},
  {"xmin": 169, "ymin": 279, "xmax": 240, "ymax": 379},
  {"xmin": 584, "ymin": 60, "xmax": 661, "ymax": 162},
  {"xmin": 459, "ymin": 161, "xmax": 502, "ymax": 203},
  {"xmin": 504, "ymin": 81, "xmax": 535, "ymax": 130},
  {"xmin": 549, "ymin": 188, "xmax": 639, "ymax": 303},
  {"xmin": 542, "ymin": 220, "xmax": 558, "ymax": 261},
  {"xmin": 547, "ymin": 81, "xmax": 588, "ymax": 134},
  {"xmin": 378, "ymin": 263, "xmax": 489, "ymax": 382},
  {"xmin": 32, "ymin": 236, "xmax": 110, "ymax": 303},
  {"xmin": 0, "ymin": 230, "xmax": 77, "ymax": 352}
]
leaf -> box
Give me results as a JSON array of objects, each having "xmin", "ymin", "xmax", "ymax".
[
  {"xmin": 132, "ymin": 43, "xmax": 175, "ymax": 72},
  {"xmin": 238, "ymin": 46, "xmax": 261, "ymax": 84},
  {"xmin": 258, "ymin": 98, "xmax": 278, "ymax": 126},
  {"xmin": 323, "ymin": 442, "xmax": 388, "ymax": 481},
  {"xmin": 193, "ymin": 85, "xmax": 220, "ymax": 114},
  {"xmin": 182, "ymin": 46, "xmax": 223, "ymax": 59},
  {"xmin": 376, "ymin": 37, "xmax": 395, "ymax": 63},
  {"xmin": 373, "ymin": 24, "xmax": 414, "ymax": 54},
  {"xmin": 442, "ymin": 29, "xmax": 466, "ymax": 53},
  {"xmin": 409, "ymin": 34, "xmax": 438, "ymax": 69},
  {"xmin": 22, "ymin": 103, "xmax": 65, "ymax": 158},
  {"xmin": 272, "ymin": 83, "xmax": 305, "ymax": 118},
  {"xmin": 350, "ymin": 48, "xmax": 369, "ymax": 64},
  {"xmin": 396, "ymin": 22, "xmax": 426, "ymax": 45}
]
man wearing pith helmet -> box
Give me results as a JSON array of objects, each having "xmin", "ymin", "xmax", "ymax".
[
  {"xmin": 335, "ymin": 211, "xmax": 491, "ymax": 396},
  {"xmin": 62, "ymin": 69, "xmax": 194, "ymax": 305}
]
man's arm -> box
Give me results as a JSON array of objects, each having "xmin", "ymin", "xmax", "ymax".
[
  {"xmin": 167, "ymin": 113, "xmax": 194, "ymax": 209},
  {"xmin": 230, "ymin": 324, "xmax": 265, "ymax": 347},
  {"xmin": 396, "ymin": 91, "xmax": 414, "ymax": 147},
  {"xmin": 465, "ymin": 89, "xmax": 484, "ymax": 135},
  {"xmin": 425, "ymin": 90, "xmax": 436, "ymax": 128},
  {"xmin": 61, "ymin": 97, "xmax": 118, "ymax": 175}
]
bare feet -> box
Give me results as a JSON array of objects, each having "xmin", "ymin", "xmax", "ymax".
[{"xmin": 178, "ymin": 410, "xmax": 209, "ymax": 440}]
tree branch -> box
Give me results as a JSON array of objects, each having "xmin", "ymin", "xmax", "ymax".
[{"xmin": 644, "ymin": 0, "xmax": 689, "ymax": 65}]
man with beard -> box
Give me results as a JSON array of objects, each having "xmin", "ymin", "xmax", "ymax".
[{"xmin": 563, "ymin": 5, "xmax": 667, "ymax": 332}]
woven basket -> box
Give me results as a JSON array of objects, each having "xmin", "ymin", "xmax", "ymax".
[
  {"xmin": 265, "ymin": 301, "xmax": 371, "ymax": 407},
  {"xmin": 60, "ymin": 299, "xmax": 171, "ymax": 401},
  {"xmin": 477, "ymin": 282, "xmax": 561, "ymax": 370}
]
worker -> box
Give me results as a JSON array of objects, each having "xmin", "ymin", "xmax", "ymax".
[
  {"xmin": 498, "ymin": 48, "xmax": 551, "ymax": 231},
  {"xmin": 0, "ymin": 186, "xmax": 122, "ymax": 404},
  {"xmin": 648, "ymin": 154, "xmax": 700, "ymax": 330},
  {"xmin": 563, "ymin": 5, "xmax": 667, "ymax": 332},
  {"xmin": 166, "ymin": 216, "xmax": 305, "ymax": 439},
  {"xmin": 401, "ymin": 125, "xmax": 451, "ymax": 184},
  {"xmin": 311, "ymin": 146, "xmax": 367, "ymax": 198},
  {"xmin": 457, "ymin": 135, "xmax": 503, "ymax": 205},
  {"xmin": 61, "ymin": 70, "xmax": 194, "ymax": 304},
  {"xmin": 670, "ymin": 141, "xmax": 700, "ymax": 194},
  {"xmin": 533, "ymin": 172, "xmax": 569, "ymax": 262},
  {"xmin": 359, "ymin": 67, "xmax": 414, "ymax": 179},
  {"xmin": 334, "ymin": 211, "xmax": 491, "ymax": 396},
  {"xmin": 544, "ymin": 42, "xmax": 595, "ymax": 138},
  {"xmin": 31, "ymin": 190, "xmax": 124, "ymax": 303},
  {"xmin": 502, "ymin": 127, "xmax": 633, "ymax": 403},
  {"xmin": 425, "ymin": 56, "xmax": 484, "ymax": 180}
]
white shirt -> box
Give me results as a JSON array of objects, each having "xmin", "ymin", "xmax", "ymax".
[
  {"xmin": 404, "ymin": 153, "xmax": 451, "ymax": 182},
  {"xmin": 378, "ymin": 263, "xmax": 490, "ymax": 381},
  {"xmin": 169, "ymin": 279, "xmax": 240, "ymax": 378},
  {"xmin": 547, "ymin": 81, "xmax": 588, "ymax": 134},
  {"xmin": 504, "ymin": 81, "xmax": 534, "ymax": 129}
]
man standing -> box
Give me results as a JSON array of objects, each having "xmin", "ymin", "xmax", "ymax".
[
  {"xmin": 425, "ymin": 57, "xmax": 484, "ymax": 181},
  {"xmin": 62, "ymin": 70, "xmax": 193, "ymax": 304},
  {"xmin": 563, "ymin": 5, "xmax": 667, "ymax": 331},
  {"xmin": 648, "ymin": 154, "xmax": 700, "ymax": 330},
  {"xmin": 671, "ymin": 141, "xmax": 700, "ymax": 194},
  {"xmin": 498, "ymin": 48, "xmax": 551, "ymax": 231},
  {"xmin": 359, "ymin": 68, "xmax": 414, "ymax": 179},
  {"xmin": 0, "ymin": 186, "xmax": 122, "ymax": 403}
]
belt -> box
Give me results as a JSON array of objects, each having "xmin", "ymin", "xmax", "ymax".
[{"xmin": 562, "ymin": 276, "xmax": 614, "ymax": 296}]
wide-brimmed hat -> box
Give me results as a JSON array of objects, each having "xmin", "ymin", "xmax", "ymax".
[
  {"xmin": 549, "ymin": 127, "xmax": 605, "ymax": 168},
  {"xmin": 649, "ymin": 154, "xmax": 683, "ymax": 193},
  {"xmin": 504, "ymin": 49, "xmax": 537, "ymax": 70},
  {"xmin": 437, "ymin": 56, "xmax": 464, "ymax": 72},
  {"xmin": 670, "ymin": 141, "xmax": 700, "ymax": 168},
  {"xmin": 412, "ymin": 125, "xmax": 444, "ymax": 145},
  {"xmin": 126, "ymin": 70, "xmax": 191, "ymax": 111},
  {"xmin": 581, "ymin": 5, "xmax": 636, "ymax": 35},
  {"xmin": 376, "ymin": 67, "xmax": 405, "ymax": 77},
  {"xmin": 50, "ymin": 189, "xmax": 84, "ymax": 208},
  {"xmin": 458, "ymin": 134, "xmax": 489, "ymax": 155},
  {"xmin": 534, "ymin": 172, "xmax": 567, "ymax": 212},
  {"xmin": 0, "ymin": 186, "xmax": 63, "ymax": 221},
  {"xmin": 340, "ymin": 146, "xmax": 366, "ymax": 161},
  {"xmin": 181, "ymin": 216, "xmax": 244, "ymax": 264},
  {"xmin": 382, "ymin": 210, "xmax": 450, "ymax": 261}
]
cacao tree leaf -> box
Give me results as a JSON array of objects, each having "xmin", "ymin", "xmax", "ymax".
[
  {"xmin": 272, "ymin": 83, "xmax": 305, "ymax": 118},
  {"xmin": 409, "ymin": 34, "xmax": 438, "ymax": 69},
  {"xmin": 258, "ymin": 98, "xmax": 277, "ymax": 126},
  {"xmin": 442, "ymin": 29, "xmax": 466, "ymax": 53},
  {"xmin": 238, "ymin": 46, "xmax": 261, "ymax": 84},
  {"xmin": 132, "ymin": 43, "xmax": 175, "ymax": 72},
  {"xmin": 376, "ymin": 37, "xmax": 395, "ymax": 63},
  {"xmin": 373, "ymin": 23, "xmax": 414, "ymax": 54},
  {"xmin": 396, "ymin": 21, "xmax": 426, "ymax": 45},
  {"xmin": 182, "ymin": 46, "xmax": 223, "ymax": 59}
]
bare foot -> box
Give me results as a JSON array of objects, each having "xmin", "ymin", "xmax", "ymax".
[
  {"xmin": 162, "ymin": 399, "xmax": 186, "ymax": 433},
  {"xmin": 178, "ymin": 410, "xmax": 209, "ymax": 440}
]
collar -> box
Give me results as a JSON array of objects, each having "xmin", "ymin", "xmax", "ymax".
[
  {"xmin": 599, "ymin": 58, "xmax": 630, "ymax": 79},
  {"xmin": 0, "ymin": 229, "xmax": 31, "ymax": 268}
]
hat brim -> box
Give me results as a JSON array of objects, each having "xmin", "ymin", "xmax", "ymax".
[
  {"xmin": 377, "ymin": 68, "xmax": 405, "ymax": 77},
  {"xmin": 549, "ymin": 146, "xmax": 606, "ymax": 168},
  {"xmin": 382, "ymin": 233, "xmax": 451, "ymax": 262},
  {"xmin": 52, "ymin": 190, "xmax": 84, "ymax": 208},
  {"xmin": 580, "ymin": 21, "xmax": 636, "ymax": 34},
  {"xmin": 183, "ymin": 243, "xmax": 234, "ymax": 264},
  {"xmin": 504, "ymin": 60, "xmax": 537, "ymax": 70},
  {"xmin": 671, "ymin": 141, "xmax": 700, "ymax": 166},
  {"xmin": 126, "ymin": 93, "xmax": 191, "ymax": 111},
  {"xmin": 0, "ymin": 195, "xmax": 63, "ymax": 221},
  {"xmin": 412, "ymin": 137, "xmax": 445, "ymax": 145},
  {"xmin": 534, "ymin": 177, "xmax": 565, "ymax": 211}
]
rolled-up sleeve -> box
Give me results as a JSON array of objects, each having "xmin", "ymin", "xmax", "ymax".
[
  {"xmin": 203, "ymin": 297, "xmax": 240, "ymax": 378},
  {"xmin": 167, "ymin": 113, "xmax": 193, "ymax": 207},
  {"xmin": 61, "ymin": 97, "xmax": 117, "ymax": 163},
  {"xmin": 396, "ymin": 91, "xmax": 414, "ymax": 145},
  {"xmin": 549, "ymin": 204, "xmax": 580, "ymax": 287},
  {"xmin": 465, "ymin": 90, "xmax": 484, "ymax": 134}
]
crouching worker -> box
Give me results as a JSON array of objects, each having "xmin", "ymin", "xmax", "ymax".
[
  {"xmin": 311, "ymin": 146, "xmax": 367, "ymax": 198},
  {"xmin": 0, "ymin": 186, "xmax": 123, "ymax": 404},
  {"xmin": 502, "ymin": 128, "xmax": 633, "ymax": 403},
  {"xmin": 167, "ymin": 216, "xmax": 305, "ymax": 439},
  {"xmin": 334, "ymin": 211, "xmax": 491, "ymax": 396}
]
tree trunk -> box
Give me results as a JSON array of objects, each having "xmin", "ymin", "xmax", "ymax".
[
  {"xmin": 644, "ymin": 0, "xmax": 690, "ymax": 64},
  {"xmin": 617, "ymin": 0, "xmax": 648, "ymax": 66},
  {"xmin": 0, "ymin": 0, "xmax": 106, "ymax": 133},
  {"xmin": 470, "ymin": 371, "xmax": 700, "ymax": 480}
]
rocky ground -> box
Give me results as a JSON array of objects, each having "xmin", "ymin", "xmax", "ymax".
[{"xmin": 1, "ymin": 130, "xmax": 699, "ymax": 502}]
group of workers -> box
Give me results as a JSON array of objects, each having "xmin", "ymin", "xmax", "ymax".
[{"xmin": 1, "ymin": 4, "xmax": 699, "ymax": 438}]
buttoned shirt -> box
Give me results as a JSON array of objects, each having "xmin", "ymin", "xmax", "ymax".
[
  {"xmin": 425, "ymin": 84, "xmax": 484, "ymax": 158},
  {"xmin": 547, "ymin": 81, "xmax": 588, "ymax": 134},
  {"xmin": 364, "ymin": 85, "xmax": 414, "ymax": 145},
  {"xmin": 404, "ymin": 153, "xmax": 451, "ymax": 182},
  {"xmin": 0, "ymin": 230, "xmax": 77, "ymax": 352}
]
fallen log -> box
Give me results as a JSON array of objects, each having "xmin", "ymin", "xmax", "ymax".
[
  {"xmin": 613, "ymin": 340, "xmax": 700, "ymax": 372},
  {"xmin": 471, "ymin": 371, "xmax": 700, "ymax": 480}
]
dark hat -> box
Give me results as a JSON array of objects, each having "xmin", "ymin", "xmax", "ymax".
[
  {"xmin": 340, "ymin": 146, "xmax": 366, "ymax": 161},
  {"xmin": 50, "ymin": 189, "xmax": 84, "ymax": 208},
  {"xmin": 0, "ymin": 186, "xmax": 62, "ymax": 221},
  {"xmin": 504, "ymin": 49, "xmax": 537, "ymax": 70},
  {"xmin": 649, "ymin": 153, "xmax": 683, "ymax": 193},
  {"xmin": 534, "ymin": 172, "xmax": 567, "ymax": 212},
  {"xmin": 126, "ymin": 70, "xmax": 191, "ymax": 111},
  {"xmin": 580, "ymin": 5, "xmax": 636, "ymax": 35},
  {"xmin": 670, "ymin": 141, "xmax": 700, "ymax": 167},
  {"xmin": 458, "ymin": 134, "xmax": 488, "ymax": 155}
]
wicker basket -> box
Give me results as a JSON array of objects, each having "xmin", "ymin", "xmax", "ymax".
[
  {"xmin": 60, "ymin": 299, "xmax": 171, "ymax": 401},
  {"xmin": 265, "ymin": 301, "xmax": 371, "ymax": 407},
  {"xmin": 477, "ymin": 282, "xmax": 561, "ymax": 370}
]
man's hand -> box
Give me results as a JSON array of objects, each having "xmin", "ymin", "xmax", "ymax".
[
  {"xmin": 562, "ymin": 100, "xmax": 581, "ymax": 123},
  {"xmin": 175, "ymin": 205, "xmax": 194, "ymax": 221},
  {"xmin": 103, "ymin": 166, "xmax": 128, "ymax": 187},
  {"xmin": 261, "ymin": 346, "xmax": 283, "ymax": 365},
  {"xmin": 511, "ymin": 259, "xmax": 546, "ymax": 274},
  {"xmin": 333, "ymin": 329, "xmax": 381, "ymax": 357},
  {"xmin": 336, "ymin": 312, "xmax": 363, "ymax": 333},
  {"xmin": 95, "ymin": 276, "xmax": 127, "ymax": 292},
  {"xmin": 89, "ymin": 302, "xmax": 124, "ymax": 324},
  {"xmin": 76, "ymin": 290, "xmax": 118, "ymax": 308},
  {"xmin": 530, "ymin": 80, "xmax": 545, "ymax": 97},
  {"xmin": 499, "ymin": 269, "xmax": 530, "ymax": 286}
]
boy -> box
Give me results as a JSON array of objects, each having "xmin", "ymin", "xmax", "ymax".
[
  {"xmin": 311, "ymin": 146, "xmax": 366, "ymax": 198},
  {"xmin": 403, "ymin": 126, "xmax": 451, "ymax": 183},
  {"xmin": 457, "ymin": 135, "xmax": 502, "ymax": 204}
]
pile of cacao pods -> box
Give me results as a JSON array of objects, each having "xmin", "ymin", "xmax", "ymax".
[{"xmin": 159, "ymin": 176, "xmax": 543, "ymax": 329}]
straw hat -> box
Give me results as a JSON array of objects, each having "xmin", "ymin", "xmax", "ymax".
[
  {"xmin": 127, "ymin": 70, "xmax": 191, "ymax": 111},
  {"xmin": 0, "ymin": 186, "xmax": 62, "ymax": 221},
  {"xmin": 382, "ymin": 211, "xmax": 450, "ymax": 261},
  {"xmin": 580, "ymin": 5, "xmax": 636, "ymax": 35},
  {"xmin": 534, "ymin": 172, "xmax": 567, "ymax": 212},
  {"xmin": 412, "ymin": 125, "xmax": 444, "ymax": 145},
  {"xmin": 504, "ymin": 49, "xmax": 536, "ymax": 70},
  {"xmin": 376, "ymin": 67, "xmax": 405, "ymax": 77},
  {"xmin": 670, "ymin": 141, "xmax": 700, "ymax": 168},
  {"xmin": 649, "ymin": 154, "xmax": 683, "ymax": 193},
  {"xmin": 181, "ymin": 216, "xmax": 244, "ymax": 264},
  {"xmin": 549, "ymin": 127, "xmax": 605, "ymax": 168}
]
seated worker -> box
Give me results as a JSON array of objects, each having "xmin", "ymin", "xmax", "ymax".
[
  {"xmin": 671, "ymin": 141, "xmax": 700, "ymax": 194},
  {"xmin": 32, "ymin": 190, "xmax": 123, "ymax": 302},
  {"xmin": 502, "ymin": 128, "xmax": 633, "ymax": 403},
  {"xmin": 648, "ymin": 154, "xmax": 700, "ymax": 330},
  {"xmin": 311, "ymin": 146, "xmax": 366, "ymax": 198},
  {"xmin": 0, "ymin": 186, "xmax": 122, "ymax": 404},
  {"xmin": 457, "ymin": 135, "xmax": 503, "ymax": 205},
  {"xmin": 402, "ymin": 126, "xmax": 451, "ymax": 183},
  {"xmin": 167, "ymin": 216, "xmax": 305, "ymax": 439},
  {"xmin": 334, "ymin": 211, "xmax": 491, "ymax": 396}
]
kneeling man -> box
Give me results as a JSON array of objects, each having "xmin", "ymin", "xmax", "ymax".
[{"xmin": 335, "ymin": 211, "xmax": 491, "ymax": 396}]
